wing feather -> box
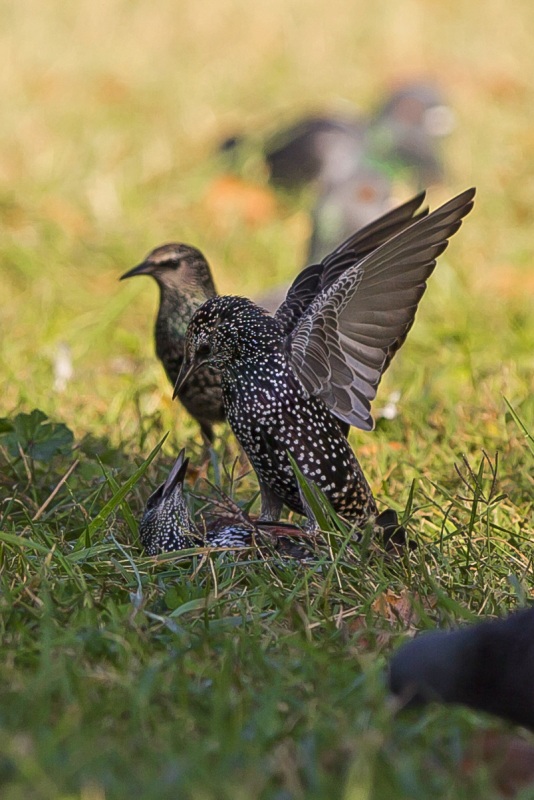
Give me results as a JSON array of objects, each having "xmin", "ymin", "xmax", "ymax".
[
  {"xmin": 275, "ymin": 191, "xmax": 428, "ymax": 335},
  {"xmin": 288, "ymin": 188, "xmax": 476, "ymax": 430}
]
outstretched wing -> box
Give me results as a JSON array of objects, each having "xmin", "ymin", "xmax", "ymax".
[
  {"xmin": 275, "ymin": 191, "xmax": 428, "ymax": 336},
  {"xmin": 288, "ymin": 188, "xmax": 476, "ymax": 431}
]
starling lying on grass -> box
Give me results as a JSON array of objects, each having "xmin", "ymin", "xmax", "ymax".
[
  {"xmin": 389, "ymin": 607, "xmax": 534, "ymax": 730},
  {"xmin": 120, "ymin": 243, "xmax": 225, "ymax": 443},
  {"xmin": 139, "ymin": 449, "xmax": 312, "ymax": 559},
  {"xmin": 174, "ymin": 189, "xmax": 475, "ymax": 530}
]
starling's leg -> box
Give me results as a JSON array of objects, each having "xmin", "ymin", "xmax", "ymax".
[
  {"xmin": 258, "ymin": 481, "xmax": 284, "ymax": 522},
  {"xmin": 236, "ymin": 443, "xmax": 250, "ymax": 476},
  {"xmin": 197, "ymin": 421, "xmax": 217, "ymax": 474},
  {"xmin": 302, "ymin": 516, "xmax": 319, "ymax": 533},
  {"xmin": 335, "ymin": 418, "xmax": 350, "ymax": 438},
  {"xmin": 199, "ymin": 420, "xmax": 215, "ymax": 446},
  {"xmin": 295, "ymin": 484, "xmax": 320, "ymax": 534}
]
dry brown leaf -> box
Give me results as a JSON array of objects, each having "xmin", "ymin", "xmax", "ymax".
[
  {"xmin": 348, "ymin": 590, "xmax": 436, "ymax": 651},
  {"xmin": 185, "ymin": 461, "xmax": 210, "ymax": 483},
  {"xmin": 372, "ymin": 589, "xmax": 436, "ymax": 631}
]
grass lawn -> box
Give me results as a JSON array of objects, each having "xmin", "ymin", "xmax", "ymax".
[{"xmin": 1, "ymin": 1, "xmax": 534, "ymax": 797}]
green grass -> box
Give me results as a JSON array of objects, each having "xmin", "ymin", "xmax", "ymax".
[{"xmin": 1, "ymin": 1, "xmax": 534, "ymax": 797}]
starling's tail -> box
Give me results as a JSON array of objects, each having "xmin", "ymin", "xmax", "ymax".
[{"xmin": 376, "ymin": 509, "xmax": 416, "ymax": 552}]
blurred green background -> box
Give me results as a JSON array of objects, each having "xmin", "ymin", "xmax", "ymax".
[{"xmin": 1, "ymin": 0, "xmax": 533, "ymax": 447}]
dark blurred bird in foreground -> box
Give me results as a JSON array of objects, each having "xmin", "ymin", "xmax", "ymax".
[
  {"xmin": 174, "ymin": 189, "xmax": 475, "ymax": 530},
  {"xmin": 390, "ymin": 607, "xmax": 534, "ymax": 730},
  {"xmin": 139, "ymin": 449, "xmax": 312, "ymax": 558},
  {"xmin": 264, "ymin": 81, "xmax": 454, "ymax": 192},
  {"xmin": 120, "ymin": 243, "xmax": 225, "ymax": 443}
]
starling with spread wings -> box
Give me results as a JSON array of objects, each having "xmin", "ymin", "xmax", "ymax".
[{"xmin": 174, "ymin": 189, "xmax": 475, "ymax": 529}]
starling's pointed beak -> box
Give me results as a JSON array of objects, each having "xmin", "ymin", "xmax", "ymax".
[
  {"xmin": 119, "ymin": 262, "xmax": 151, "ymax": 281},
  {"xmin": 162, "ymin": 449, "xmax": 190, "ymax": 498},
  {"xmin": 172, "ymin": 359, "xmax": 197, "ymax": 400}
]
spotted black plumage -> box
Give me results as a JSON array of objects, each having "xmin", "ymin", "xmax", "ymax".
[
  {"xmin": 120, "ymin": 243, "xmax": 225, "ymax": 442},
  {"xmin": 174, "ymin": 190, "xmax": 475, "ymax": 529},
  {"xmin": 139, "ymin": 450, "xmax": 250, "ymax": 554},
  {"xmin": 139, "ymin": 449, "xmax": 312, "ymax": 557}
]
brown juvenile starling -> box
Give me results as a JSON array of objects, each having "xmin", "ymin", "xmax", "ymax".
[{"xmin": 120, "ymin": 243, "xmax": 225, "ymax": 442}]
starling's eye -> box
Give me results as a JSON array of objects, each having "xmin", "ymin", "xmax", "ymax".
[{"xmin": 197, "ymin": 342, "xmax": 211, "ymax": 358}]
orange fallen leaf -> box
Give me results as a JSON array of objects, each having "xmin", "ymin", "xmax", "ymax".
[
  {"xmin": 203, "ymin": 175, "xmax": 277, "ymax": 228},
  {"xmin": 40, "ymin": 196, "xmax": 90, "ymax": 236},
  {"xmin": 348, "ymin": 590, "xmax": 436, "ymax": 650},
  {"xmin": 357, "ymin": 443, "xmax": 379, "ymax": 457}
]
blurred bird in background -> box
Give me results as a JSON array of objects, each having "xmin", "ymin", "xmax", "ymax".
[
  {"xmin": 267, "ymin": 82, "xmax": 454, "ymax": 264},
  {"xmin": 264, "ymin": 81, "xmax": 454, "ymax": 193},
  {"xmin": 222, "ymin": 80, "xmax": 455, "ymax": 299}
]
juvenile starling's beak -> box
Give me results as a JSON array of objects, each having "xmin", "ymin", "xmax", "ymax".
[
  {"xmin": 161, "ymin": 449, "xmax": 190, "ymax": 498},
  {"xmin": 119, "ymin": 261, "xmax": 151, "ymax": 280},
  {"xmin": 172, "ymin": 358, "xmax": 197, "ymax": 399}
]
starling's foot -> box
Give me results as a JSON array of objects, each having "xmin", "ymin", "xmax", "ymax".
[
  {"xmin": 199, "ymin": 426, "xmax": 215, "ymax": 458},
  {"xmin": 295, "ymin": 482, "xmax": 321, "ymax": 534},
  {"xmin": 258, "ymin": 482, "xmax": 284, "ymax": 523},
  {"xmin": 274, "ymin": 537, "xmax": 316, "ymax": 561},
  {"xmin": 302, "ymin": 516, "xmax": 319, "ymax": 535}
]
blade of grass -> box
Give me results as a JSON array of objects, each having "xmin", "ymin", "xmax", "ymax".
[
  {"xmin": 82, "ymin": 433, "xmax": 168, "ymax": 545},
  {"xmin": 504, "ymin": 397, "xmax": 534, "ymax": 458}
]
